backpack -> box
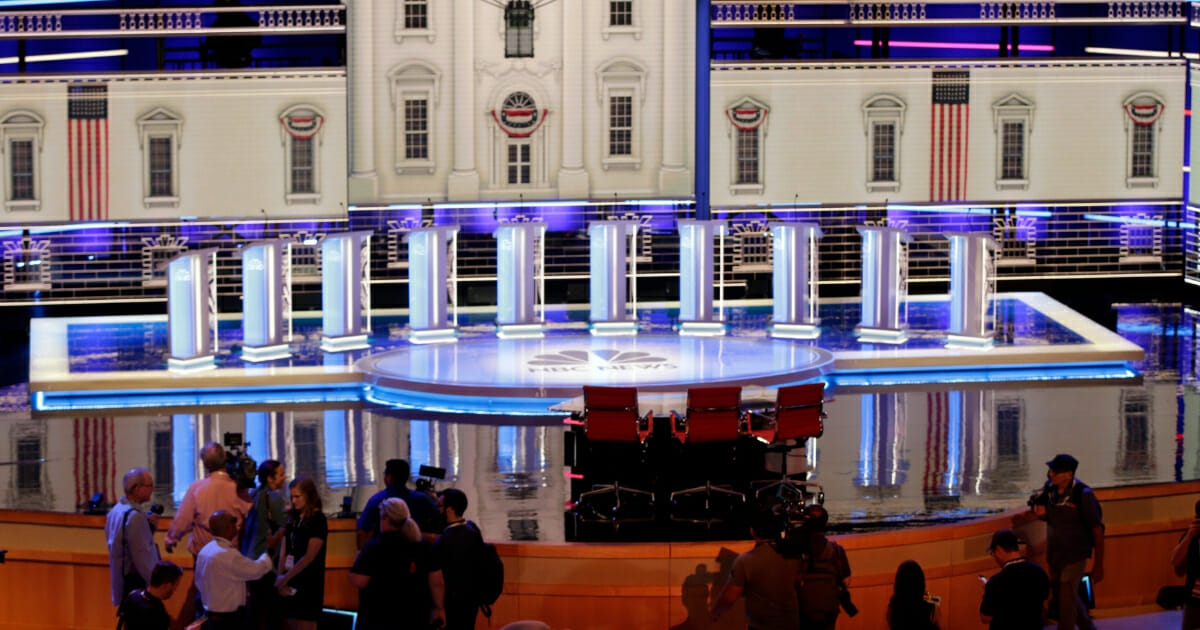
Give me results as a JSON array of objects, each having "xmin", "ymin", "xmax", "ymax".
[
  {"xmin": 475, "ymin": 539, "xmax": 505, "ymax": 615},
  {"xmin": 797, "ymin": 540, "xmax": 849, "ymax": 624}
]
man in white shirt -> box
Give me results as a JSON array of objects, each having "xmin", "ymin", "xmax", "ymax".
[{"xmin": 194, "ymin": 510, "xmax": 273, "ymax": 629}]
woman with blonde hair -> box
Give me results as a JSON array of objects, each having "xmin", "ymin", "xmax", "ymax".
[{"xmin": 349, "ymin": 497, "xmax": 445, "ymax": 630}]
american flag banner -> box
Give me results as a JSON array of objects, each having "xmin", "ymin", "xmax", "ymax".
[
  {"xmin": 74, "ymin": 416, "xmax": 115, "ymax": 506},
  {"xmin": 922, "ymin": 391, "xmax": 951, "ymax": 495},
  {"xmin": 929, "ymin": 70, "xmax": 970, "ymax": 202},
  {"xmin": 68, "ymin": 84, "xmax": 109, "ymax": 221}
]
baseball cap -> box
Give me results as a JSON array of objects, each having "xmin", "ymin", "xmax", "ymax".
[
  {"xmin": 987, "ymin": 529, "xmax": 1021, "ymax": 552},
  {"xmin": 1045, "ymin": 453, "xmax": 1079, "ymax": 473}
]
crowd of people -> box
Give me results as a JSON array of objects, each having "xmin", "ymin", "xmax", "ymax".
[
  {"xmin": 707, "ymin": 452, "xmax": 1107, "ymax": 630},
  {"xmin": 98, "ymin": 446, "xmax": 1149, "ymax": 630},
  {"xmin": 106, "ymin": 447, "xmax": 490, "ymax": 630}
]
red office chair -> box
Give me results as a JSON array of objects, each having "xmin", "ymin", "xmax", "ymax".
[
  {"xmin": 669, "ymin": 386, "xmax": 747, "ymax": 524},
  {"xmin": 575, "ymin": 386, "xmax": 654, "ymax": 524},
  {"xmin": 749, "ymin": 383, "xmax": 826, "ymax": 506}
]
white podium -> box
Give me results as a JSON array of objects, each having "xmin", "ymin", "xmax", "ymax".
[
  {"xmin": 588, "ymin": 220, "xmax": 641, "ymax": 336},
  {"xmin": 238, "ymin": 239, "xmax": 292, "ymax": 362},
  {"xmin": 677, "ymin": 219, "xmax": 728, "ymax": 336},
  {"xmin": 406, "ymin": 226, "xmax": 460, "ymax": 344},
  {"xmin": 769, "ymin": 222, "xmax": 823, "ymax": 339},
  {"xmin": 167, "ymin": 248, "xmax": 219, "ymax": 370},
  {"xmin": 320, "ymin": 231, "xmax": 374, "ymax": 351},
  {"xmin": 856, "ymin": 225, "xmax": 911, "ymax": 343},
  {"xmin": 495, "ymin": 222, "xmax": 546, "ymax": 339},
  {"xmin": 945, "ymin": 232, "xmax": 998, "ymax": 347}
]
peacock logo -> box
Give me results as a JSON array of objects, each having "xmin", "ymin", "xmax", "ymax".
[{"xmin": 526, "ymin": 349, "xmax": 673, "ymax": 372}]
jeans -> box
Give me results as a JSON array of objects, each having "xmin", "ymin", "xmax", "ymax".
[{"xmin": 1052, "ymin": 558, "xmax": 1096, "ymax": 630}]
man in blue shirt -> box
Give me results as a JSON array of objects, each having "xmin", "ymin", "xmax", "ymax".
[
  {"xmin": 106, "ymin": 468, "xmax": 161, "ymax": 606},
  {"xmin": 356, "ymin": 459, "xmax": 440, "ymax": 547}
]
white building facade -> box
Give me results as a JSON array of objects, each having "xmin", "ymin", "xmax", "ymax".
[{"xmin": 346, "ymin": 0, "xmax": 696, "ymax": 204}]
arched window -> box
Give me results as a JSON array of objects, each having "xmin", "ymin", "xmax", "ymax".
[{"xmin": 1123, "ymin": 92, "xmax": 1165, "ymax": 188}]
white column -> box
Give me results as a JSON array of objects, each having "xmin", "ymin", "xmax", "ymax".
[
  {"xmin": 347, "ymin": 0, "xmax": 377, "ymax": 200},
  {"xmin": 447, "ymin": 0, "xmax": 481, "ymax": 201},
  {"xmin": 658, "ymin": 0, "xmax": 690, "ymax": 194},
  {"xmin": 557, "ymin": 0, "xmax": 589, "ymax": 198}
]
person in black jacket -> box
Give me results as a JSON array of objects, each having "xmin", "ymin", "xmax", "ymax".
[
  {"xmin": 980, "ymin": 529, "xmax": 1050, "ymax": 630},
  {"xmin": 435, "ymin": 488, "xmax": 484, "ymax": 630},
  {"xmin": 118, "ymin": 561, "xmax": 183, "ymax": 630}
]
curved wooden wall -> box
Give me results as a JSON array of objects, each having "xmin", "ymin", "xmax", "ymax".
[{"xmin": 1, "ymin": 481, "xmax": 1197, "ymax": 630}]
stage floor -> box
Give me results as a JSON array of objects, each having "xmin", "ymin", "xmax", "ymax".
[{"xmin": 28, "ymin": 292, "xmax": 1142, "ymax": 413}]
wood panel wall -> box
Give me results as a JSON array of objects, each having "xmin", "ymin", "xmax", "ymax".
[{"xmin": 2, "ymin": 481, "xmax": 1197, "ymax": 630}]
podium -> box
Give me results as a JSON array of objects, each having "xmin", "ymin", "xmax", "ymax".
[
  {"xmin": 588, "ymin": 220, "xmax": 641, "ymax": 336},
  {"xmin": 677, "ymin": 219, "xmax": 728, "ymax": 336},
  {"xmin": 238, "ymin": 239, "xmax": 291, "ymax": 362},
  {"xmin": 856, "ymin": 225, "xmax": 911, "ymax": 343},
  {"xmin": 320, "ymin": 231, "xmax": 374, "ymax": 351},
  {"xmin": 769, "ymin": 222, "xmax": 823, "ymax": 339},
  {"xmin": 945, "ymin": 232, "xmax": 998, "ymax": 347},
  {"xmin": 406, "ymin": 226, "xmax": 460, "ymax": 344},
  {"xmin": 495, "ymin": 222, "xmax": 546, "ymax": 339},
  {"xmin": 167, "ymin": 248, "xmax": 219, "ymax": 370}
]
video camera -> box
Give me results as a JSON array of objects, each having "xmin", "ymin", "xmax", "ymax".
[
  {"xmin": 414, "ymin": 464, "xmax": 446, "ymax": 495},
  {"xmin": 1028, "ymin": 481, "xmax": 1053, "ymax": 508},
  {"xmin": 223, "ymin": 432, "xmax": 258, "ymax": 491}
]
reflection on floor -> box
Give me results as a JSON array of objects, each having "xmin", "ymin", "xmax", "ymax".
[{"xmin": 0, "ymin": 300, "xmax": 1195, "ymax": 542}]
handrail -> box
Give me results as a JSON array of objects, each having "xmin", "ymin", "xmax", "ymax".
[{"xmin": 0, "ymin": 4, "xmax": 345, "ymax": 40}]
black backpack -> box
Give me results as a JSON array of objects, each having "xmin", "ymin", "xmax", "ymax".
[{"xmin": 475, "ymin": 539, "xmax": 505, "ymax": 616}]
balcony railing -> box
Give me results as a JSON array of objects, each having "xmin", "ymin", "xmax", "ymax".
[{"xmin": 0, "ymin": 4, "xmax": 344, "ymax": 40}]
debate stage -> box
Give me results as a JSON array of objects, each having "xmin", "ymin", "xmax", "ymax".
[{"xmin": 28, "ymin": 292, "xmax": 1142, "ymax": 414}]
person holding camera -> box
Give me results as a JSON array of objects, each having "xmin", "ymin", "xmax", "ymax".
[
  {"xmin": 107, "ymin": 468, "xmax": 162, "ymax": 607},
  {"xmin": 795, "ymin": 505, "xmax": 853, "ymax": 630},
  {"xmin": 1030, "ymin": 454, "xmax": 1104, "ymax": 630},
  {"xmin": 165, "ymin": 442, "xmax": 251, "ymax": 630},
  {"xmin": 356, "ymin": 459, "xmax": 440, "ymax": 548},
  {"xmin": 241, "ymin": 460, "xmax": 287, "ymax": 630},
  {"xmin": 1169, "ymin": 499, "xmax": 1200, "ymax": 629},
  {"xmin": 709, "ymin": 508, "xmax": 801, "ymax": 630},
  {"xmin": 979, "ymin": 529, "xmax": 1050, "ymax": 630}
]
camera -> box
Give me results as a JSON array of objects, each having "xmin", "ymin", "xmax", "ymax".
[
  {"xmin": 223, "ymin": 432, "xmax": 258, "ymax": 491},
  {"xmin": 414, "ymin": 464, "xmax": 446, "ymax": 495},
  {"xmin": 1028, "ymin": 481, "xmax": 1053, "ymax": 508},
  {"xmin": 149, "ymin": 503, "xmax": 164, "ymax": 515}
]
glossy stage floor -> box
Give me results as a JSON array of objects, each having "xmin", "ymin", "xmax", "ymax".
[
  {"xmin": 8, "ymin": 291, "xmax": 1183, "ymax": 542},
  {"xmin": 29, "ymin": 292, "xmax": 1141, "ymax": 413}
]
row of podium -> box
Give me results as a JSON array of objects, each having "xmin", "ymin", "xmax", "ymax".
[{"xmin": 166, "ymin": 221, "xmax": 998, "ymax": 368}]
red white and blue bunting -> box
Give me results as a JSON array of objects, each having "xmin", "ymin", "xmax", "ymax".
[
  {"xmin": 281, "ymin": 113, "xmax": 325, "ymax": 139},
  {"xmin": 726, "ymin": 104, "xmax": 769, "ymax": 131},
  {"xmin": 1124, "ymin": 102, "xmax": 1164, "ymax": 126},
  {"xmin": 491, "ymin": 107, "xmax": 550, "ymax": 138}
]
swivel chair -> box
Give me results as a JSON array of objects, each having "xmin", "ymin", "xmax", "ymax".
[
  {"xmin": 669, "ymin": 386, "xmax": 747, "ymax": 525},
  {"xmin": 574, "ymin": 385, "xmax": 654, "ymax": 524},
  {"xmin": 749, "ymin": 383, "xmax": 826, "ymax": 507}
]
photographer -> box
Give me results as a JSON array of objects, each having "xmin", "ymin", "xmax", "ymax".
[
  {"xmin": 356, "ymin": 459, "xmax": 440, "ymax": 548},
  {"xmin": 165, "ymin": 442, "xmax": 250, "ymax": 630},
  {"xmin": 709, "ymin": 508, "xmax": 801, "ymax": 630},
  {"xmin": 1169, "ymin": 499, "xmax": 1200, "ymax": 629},
  {"xmin": 795, "ymin": 505, "xmax": 853, "ymax": 630},
  {"xmin": 1030, "ymin": 454, "xmax": 1103, "ymax": 630},
  {"xmin": 241, "ymin": 460, "xmax": 287, "ymax": 630},
  {"xmin": 106, "ymin": 468, "xmax": 162, "ymax": 606}
]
